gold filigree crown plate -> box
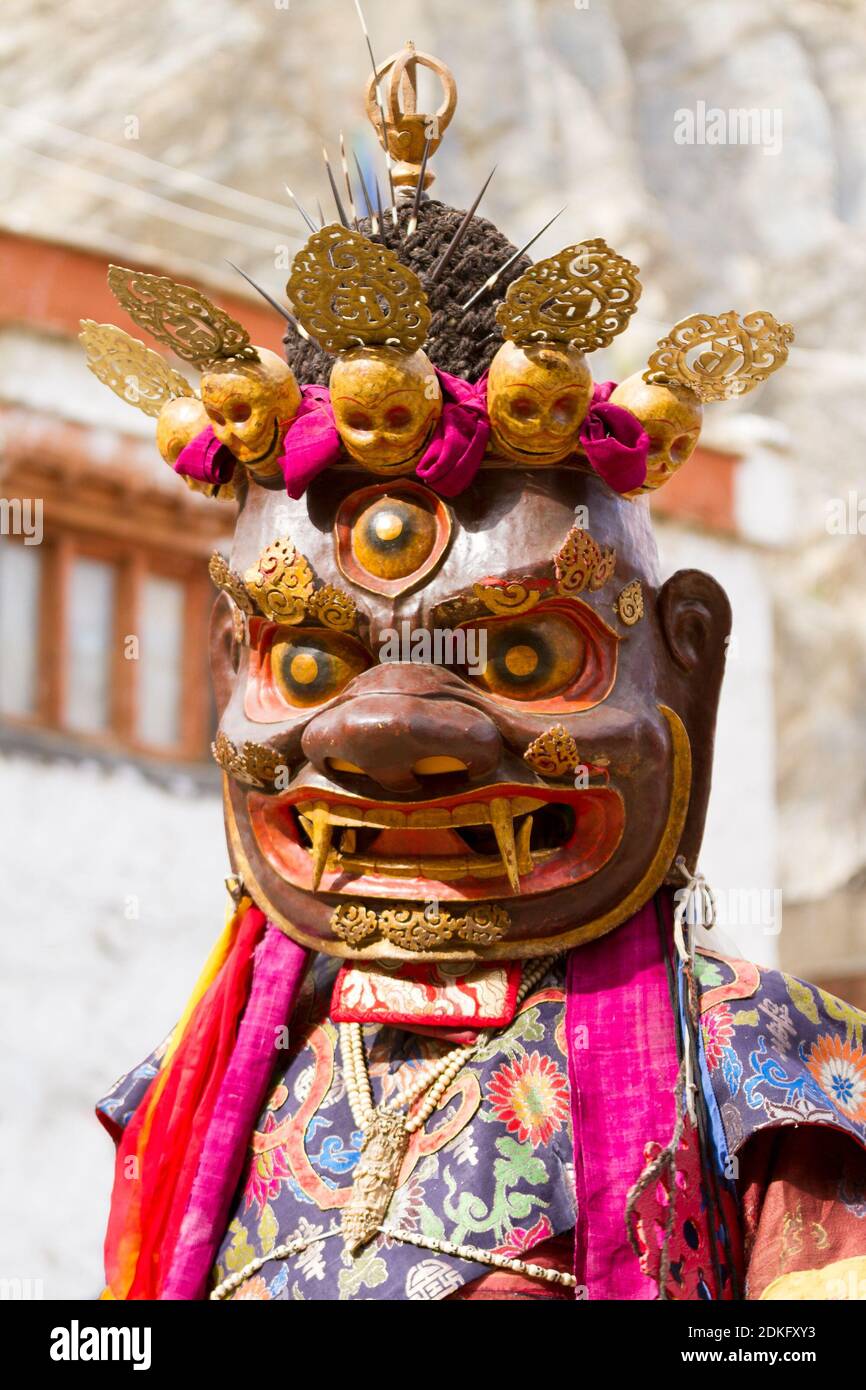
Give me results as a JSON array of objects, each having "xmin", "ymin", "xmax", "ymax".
[
  {"xmin": 287, "ymin": 226, "xmax": 431, "ymax": 355},
  {"xmin": 107, "ymin": 265, "xmax": 257, "ymax": 369},
  {"xmin": 79, "ymin": 321, "xmax": 196, "ymax": 418},
  {"xmin": 496, "ymin": 238, "xmax": 642, "ymax": 351},
  {"xmin": 644, "ymin": 310, "xmax": 794, "ymax": 402}
]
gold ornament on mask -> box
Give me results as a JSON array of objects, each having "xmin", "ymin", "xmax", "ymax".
[
  {"xmin": 330, "ymin": 902, "xmax": 509, "ymax": 952},
  {"xmin": 287, "ymin": 226, "xmax": 431, "ymax": 355},
  {"xmin": 107, "ymin": 264, "xmax": 258, "ymax": 367},
  {"xmin": 616, "ymin": 579, "xmax": 645, "ymax": 626},
  {"xmin": 473, "ymin": 581, "xmax": 543, "ymax": 616},
  {"xmin": 208, "ymin": 552, "xmax": 255, "ymax": 614},
  {"xmin": 555, "ymin": 527, "xmax": 617, "ymax": 595},
  {"xmin": 244, "ymin": 537, "xmax": 314, "ymax": 624},
  {"xmin": 644, "ymin": 310, "xmax": 794, "ymax": 403},
  {"xmin": 79, "ymin": 321, "xmax": 196, "ymax": 417},
  {"xmin": 212, "ymin": 732, "xmax": 285, "ymax": 789},
  {"xmin": 496, "ymin": 238, "xmax": 642, "ymax": 351},
  {"xmin": 524, "ymin": 725, "xmax": 581, "ymax": 778},
  {"xmin": 307, "ymin": 585, "xmax": 358, "ymax": 632}
]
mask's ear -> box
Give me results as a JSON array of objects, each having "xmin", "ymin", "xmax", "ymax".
[
  {"xmin": 209, "ymin": 592, "xmax": 239, "ymax": 720},
  {"xmin": 657, "ymin": 569, "xmax": 732, "ymax": 874}
]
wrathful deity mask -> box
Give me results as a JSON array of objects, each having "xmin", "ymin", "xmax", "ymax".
[
  {"xmin": 80, "ymin": 126, "xmax": 791, "ymax": 967},
  {"xmin": 329, "ymin": 346, "xmax": 442, "ymax": 474},
  {"xmin": 486, "ymin": 339, "xmax": 592, "ymax": 464},
  {"xmin": 210, "ymin": 464, "xmax": 731, "ymax": 961},
  {"xmin": 200, "ymin": 348, "xmax": 301, "ymax": 477}
]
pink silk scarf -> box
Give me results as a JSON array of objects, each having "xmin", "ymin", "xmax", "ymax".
[
  {"xmin": 565, "ymin": 892, "xmax": 679, "ymax": 1299},
  {"xmin": 161, "ymin": 923, "xmax": 309, "ymax": 1300}
]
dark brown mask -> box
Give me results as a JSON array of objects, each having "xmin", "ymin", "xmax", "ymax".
[{"xmin": 211, "ymin": 464, "xmax": 731, "ymax": 962}]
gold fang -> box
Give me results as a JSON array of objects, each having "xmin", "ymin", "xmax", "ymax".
[
  {"xmin": 490, "ymin": 797, "xmax": 521, "ymax": 894},
  {"xmin": 309, "ymin": 801, "xmax": 333, "ymax": 891},
  {"xmin": 342, "ymin": 1108, "xmax": 410, "ymax": 1254}
]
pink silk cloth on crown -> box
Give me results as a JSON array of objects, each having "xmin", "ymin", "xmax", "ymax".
[{"xmin": 565, "ymin": 892, "xmax": 679, "ymax": 1299}]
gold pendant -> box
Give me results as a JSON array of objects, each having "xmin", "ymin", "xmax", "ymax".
[{"xmin": 342, "ymin": 1108, "xmax": 410, "ymax": 1254}]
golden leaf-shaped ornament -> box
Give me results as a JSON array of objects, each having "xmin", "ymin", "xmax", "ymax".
[
  {"xmin": 286, "ymin": 226, "xmax": 431, "ymax": 354},
  {"xmin": 78, "ymin": 321, "xmax": 196, "ymax": 417},
  {"xmin": 472, "ymin": 581, "xmax": 543, "ymax": 616},
  {"xmin": 556, "ymin": 527, "xmax": 604, "ymax": 594},
  {"xmin": 208, "ymin": 552, "xmax": 255, "ymax": 614},
  {"xmin": 496, "ymin": 238, "xmax": 642, "ymax": 351},
  {"xmin": 244, "ymin": 538, "xmax": 314, "ymax": 624},
  {"xmin": 524, "ymin": 725, "xmax": 580, "ymax": 778},
  {"xmin": 644, "ymin": 311, "xmax": 794, "ymax": 403},
  {"xmin": 307, "ymin": 585, "xmax": 357, "ymax": 632},
  {"xmin": 107, "ymin": 265, "xmax": 257, "ymax": 368}
]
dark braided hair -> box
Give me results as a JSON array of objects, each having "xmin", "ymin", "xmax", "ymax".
[{"xmin": 282, "ymin": 198, "xmax": 531, "ymax": 386}]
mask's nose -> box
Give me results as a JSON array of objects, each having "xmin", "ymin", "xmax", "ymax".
[{"xmin": 300, "ymin": 668, "xmax": 502, "ymax": 794}]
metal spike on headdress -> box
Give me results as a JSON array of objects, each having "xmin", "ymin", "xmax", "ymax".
[
  {"xmin": 285, "ymin": 185, "xmax": 318, "ymax": 236},
  {"xmin": 460, "ymin": 206, "xmax": 567, "ymax": 311},
  {"xmin": 405, "ymin": 133, "xmax": 433, "ymax": 238},
  {"xmin": 339, "ymin": 132, "xmax": 358, "ymax": 227},
  {"xmin": 428, "ymin": 166, "xmax": 496, "ymax": 283},
  {"xmin": 225, "ymin": 260, "xmax": 312, "ymax": 343},
  {"xmin": 316, "ymin": 198, "xmax": 327, "ymax": 231},
  {"xmin": 322, "ymin": 145, "xmax": 350, "ymax": 228},
  {"xmin": 352, "ymin": 151, "xmax": 378, "ymax": 234},
  {"xmin": 353, "ymin": 0, "xmax": 398, "ymax": 225}
]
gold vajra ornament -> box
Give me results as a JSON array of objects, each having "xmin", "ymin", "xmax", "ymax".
[
  {"xmin": 244, "ymin": 538, "xmax": 314, "ymax": 624},
  {"xmin": 287, "ymin": 226, "xmax": 431, "ymax": 355},
  {"xmin": 212, "ymin": 732, "xmax": 284, "ymax": 789},
  {"xmin": 555, "ymin": 527, "xmax": 617, "ymax": 594},
  {"xmin": 524, "ymin": 725, "xmax": 581, "ymax": 778},
  {"xmin": 106, "ymin": 265, "xmax": 257, "ymax": 368},
  {"xmin": 364, "ymin": 41, "xmax": 457, "ymax": 189},
  {"xmin": 616, "ymin": 579, "xmax": 644, "ymax": 626},
  {"xmin": 645, "ymin": 310, "xmax": 794, "ymax": 403},
  {"xmin": 330, "ymin": 902, "xmax": 510, "ymax": 952},
  {"xmin": 496, "ymin": 238, "xmax": 642, "ymax": 351},
  {"xmin": 78, "ymin": 321, "xmax": 196, "ymax": 418}
]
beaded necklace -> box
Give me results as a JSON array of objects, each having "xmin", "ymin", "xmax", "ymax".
[{"xmin": 339, "ymin": 952, "xmax": 558, "ymax": 1252}]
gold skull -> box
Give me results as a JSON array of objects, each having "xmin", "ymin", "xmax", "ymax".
[
  {"xmin": 155, "ymin": 396, "xmax": 235, "ymax": 500},
  {"xmin": 486, "ymin": 339, "xmax": 593, "ymax": 465},
  {"xmin": 156, "ymin": 396, "xmax": 210, "ymax": 466},
  {"xmin": 200, "ymin": 347, "xmax": 301, "ymax": 479},
  {"xmin": 329, "ymin": 347, "xmax": 442, "ymax": 475},
  {"xmin": 609, "ymin": 374, "xmax": 703, "ymax": 493}
]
